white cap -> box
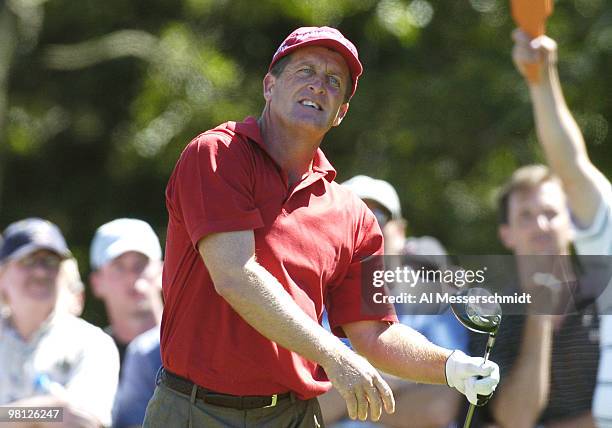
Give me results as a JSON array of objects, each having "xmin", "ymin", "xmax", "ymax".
[
  {"xmin": 90, "ymin": 218, "xmax": 162, "ymax": 270},
  {"xmin": 341, "ymin": 175, "xmax": 402, "ymax": 219}
]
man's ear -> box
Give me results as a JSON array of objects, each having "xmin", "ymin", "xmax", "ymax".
[
  {"xmin": 498, "ymin": 224, "xmax": 515, "ymax": 250},
  {"xmin": 263, "ymin": 73, "xmax": 276, "ymax": 102},
  {"xmin": 0, "ymin": 267, "xmax": 8, "ymax": 304},
  {"xmin": 332, "ymin": 103, "xmax": 349, "ymax": 127},
  {"xmin": 89, "ymin": 270, "xmax": 104, "ymax": 298}
]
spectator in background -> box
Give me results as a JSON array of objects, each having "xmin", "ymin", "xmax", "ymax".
[
  {"xmin": 89, "ymin": 219, "xmax": 164, "ymax": 428},
  {"xmin": 89, "ymin": 218, "xmax": 163, "ymax": 366},
  {"xmin": 512, "ymin": 29, "xmax": 612, "ymax": 427},
  {"xmin": 472, "ymin": 165, "xmax": 600, "ymax": 427},
  {"xmin": 318, "ymin": 175, "xmax": 467, "ymax": 428},
  {"xmin": 0, "ymin": 218, "xmax": 119, "ymax": 427}
]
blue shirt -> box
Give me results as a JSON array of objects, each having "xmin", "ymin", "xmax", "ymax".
[{"xmin": 112, "ymin": 326, "xmax": 161, "ymax": 428}]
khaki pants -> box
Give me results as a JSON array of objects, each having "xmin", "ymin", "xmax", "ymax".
[{"xmin": 143, "ymin": 382, "xmax": 325, "ymax": 428}]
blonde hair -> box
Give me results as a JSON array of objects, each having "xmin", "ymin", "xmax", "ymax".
[{"xmin": 57, "ymin": 258, "xmax": 85, "ymax": 316}]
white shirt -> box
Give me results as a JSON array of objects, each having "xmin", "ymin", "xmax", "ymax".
[
  {"xmin": 0, "ymin": 311, "xmax": 120, "ymax": 427},
  {"xmin": 573, "ymin": 182, "xmax": 612, "ymax": 428}
]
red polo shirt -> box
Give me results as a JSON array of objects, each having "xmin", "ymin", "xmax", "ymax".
[{"xmin": 161, "ymin": 117, "xmax": 397, "ymax": 399}]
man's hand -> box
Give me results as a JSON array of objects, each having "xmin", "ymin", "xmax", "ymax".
[
  {"xmin": 322, "ymin": 348, "xmax": 395, "ymax": 422},
  {"xmin": 445, "ymin": 350, "xmax": 500, "ymax": 405},
  {"xmin": 512, "ymin": 29, "xmax": 557, "ymax": 83}
]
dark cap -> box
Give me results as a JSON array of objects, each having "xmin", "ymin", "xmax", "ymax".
[
  {"xmin": 269, "ymin": 26, "xmax": 363, "ymax": 99},
  {"xmin": 0, "ymin": 218, "xmax": 71, "ymax": 263}
]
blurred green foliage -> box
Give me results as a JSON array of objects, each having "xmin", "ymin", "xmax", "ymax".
[{"xmin": 0, "ymin": 0, "xmax": 611, "ymax": 324}]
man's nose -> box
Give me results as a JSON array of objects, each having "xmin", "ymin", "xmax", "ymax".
[
  {"xmin": 133, "ymin": 277, "xmax": 150, "ymax": 293},
  {"xmin": 536, "ymin": 214, "xmax": 550, "ymax": 230},
  {"xmin": 308, "ymin": 74, "xmax": 326, "ymax": 94}
]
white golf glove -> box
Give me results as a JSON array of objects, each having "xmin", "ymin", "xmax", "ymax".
[{"xmin": 445, "ymin": 350, "xmax": 500, "ymax": 405}]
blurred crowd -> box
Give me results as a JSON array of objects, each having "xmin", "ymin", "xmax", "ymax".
[{"xmin": 1, "ymin": 30, "xmax": 611, "ymax": 428}]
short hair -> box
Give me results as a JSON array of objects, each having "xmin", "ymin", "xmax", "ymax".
[
  {"xmin": 497, "ymin": 164, "xmax": 562, "ymax": 225},
  {"xmin": 269, "ymin": 54, "xmax": 292, "ymax": 78},
  {"xmin": 269, "ymin": 52, "xmax": 352, "ymax": 103}
]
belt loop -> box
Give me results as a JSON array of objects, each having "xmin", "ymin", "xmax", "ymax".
[
  {"xmin": 155, "ymin": 366, "xmax": 163, "ymax": 385},
  {"xmin": 188, "ymin": 383, "xmax": 197, "ymax": 428}
]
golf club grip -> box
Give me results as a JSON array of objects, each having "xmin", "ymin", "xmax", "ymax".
[
  {"xmin": 463, "ymin": 377, "xmax": 493, "ymax": 428},
  {"xmin": 476, "ymin": 346, "xmax": 494, "ymax": 406},
  {"xmin": 476, "ymin": 377, "xmax": 493, "ymax": 406}
]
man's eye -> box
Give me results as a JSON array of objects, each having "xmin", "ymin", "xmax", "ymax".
[
  {"xmin": 328, "ymin": 75, "xmax": 341, "ymax": 87},
  {"xmin": 299, "ymin": 67, "xmax": 313, "ymax": 75},
  {"xmin": 544, "ymin": 210, "xmax": 558, "ymax": 220}
]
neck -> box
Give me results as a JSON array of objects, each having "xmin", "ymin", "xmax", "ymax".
[
  {"xmin": 106, "ymin": 305, "xmax": 162, "ymax": 345},
  {"xmin": 9, "ymin": 305, "xmax": 54, "ymax": 341},
  {"xmin": 258, "ymin": 112, "xmax": 321, "ymax": 186}
]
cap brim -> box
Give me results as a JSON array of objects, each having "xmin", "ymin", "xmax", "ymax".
[
  {"xmin": 6, "ymin": 243, "xmax": 71, "ymax": 263},
  {"xmin": 95, "ymin": 240, "xmax": 161, "ymax": 269}
]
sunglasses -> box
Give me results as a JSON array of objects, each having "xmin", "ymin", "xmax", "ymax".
[
  {"xmin": 18, "ymin": 253, "xmax": 62, "ymax": 270},
  {"xmin": 371, "ymin": 207, "xmax": 391, "ymax": 229}
]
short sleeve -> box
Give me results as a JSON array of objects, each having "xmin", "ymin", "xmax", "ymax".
[
  {"xmin": 326, "ymin": 208, "xmax": 398, "ymax": 336},
  {"xmin": 573, "ymin": 182, "xmax": 612, "ymax": 256},
  {"xmin": 166, "ymin": 132, "xmax": 264, "ymax": 247}
]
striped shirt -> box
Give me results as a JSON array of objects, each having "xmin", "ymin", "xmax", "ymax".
[{"xmin": 469, "ymin": 304, "xmax": 600, "ymax": 425}]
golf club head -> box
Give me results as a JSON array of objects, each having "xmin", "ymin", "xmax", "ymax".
[{"xmin": 450, "ymin": 287, "xmax": 502, "ymax": 335}]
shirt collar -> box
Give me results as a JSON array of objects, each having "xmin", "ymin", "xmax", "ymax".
[
  {"xmin": 1, "ymin": 309, "xmax": 60, "ymax": 344},
  {"xmin": 229, "ymin": 117, "xmax": 337, "ymax": 182}
]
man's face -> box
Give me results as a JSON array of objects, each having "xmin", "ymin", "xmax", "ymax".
[
  {"xmin": 91, "ymin": 251, "xmax": 162, "ymax": 318},
  {"xmin": 0, "ymin": 250, "xmax": 62, "ymax": 316},
  {"xmin": 264, "ymin": 46, "xmax": 351, "ymax": 134},
  {"xmin": 499, "ymin": 181, "xmax": 573, "ymax": 255}
]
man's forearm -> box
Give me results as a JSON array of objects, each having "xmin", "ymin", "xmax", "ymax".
[
  {"xmin": 380, "ymin": 383, "xmax": 461, "ymax": 428},
  {"xmin": 529, "ymin": 64, "xmax": 588, "ymax": 181},
  {"xmin": 529, "ymin": 61, "xmax": 605, "ymax": 225},
  {"xmin": 319, "ymin": 377, "xmax": 460, "ymax": 428},
  {"xmin": 545, "ymin": 411, "xmax": 596, "ymax": 428},
  {"xmin": 348, "ymin": 322, "xmax": 450, "ymax": 384},
  {"xmin": 213, "ymin": 257, "xmax": 349, "ymax": 368},
  {"xmin": 491, "ymin": 315, "xmax": 553, "ymax": 427}
]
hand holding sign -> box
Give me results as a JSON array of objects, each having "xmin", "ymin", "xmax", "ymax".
[{"xmin": 510, "ymin": 0, "xmax": 554, "ymax": 83}]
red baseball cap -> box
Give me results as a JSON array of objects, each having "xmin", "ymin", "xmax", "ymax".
[{"xmin": 269, "ymin": 26, "xmax": 363, "ymax": 99}]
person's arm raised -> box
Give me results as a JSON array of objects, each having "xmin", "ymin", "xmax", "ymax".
[
  {"xmin": 512, "ymin": 29, "xmax": 609, "ymax": 227},
  {"xmin": 198, "ymin": 230, "xmax": 395, "ymax": 422}
]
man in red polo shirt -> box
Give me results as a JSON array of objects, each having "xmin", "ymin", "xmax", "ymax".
[{"xmin": 144, "ymin": 26, "xmax": 500, "ymax": 428}]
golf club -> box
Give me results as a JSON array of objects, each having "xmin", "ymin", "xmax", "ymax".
[{"xmin": 450, "ymin": 287, "xmax": 502, "ymax": 428}]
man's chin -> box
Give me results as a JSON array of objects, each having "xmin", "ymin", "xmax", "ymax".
[
  {"xmin": 131, "ymin": 302, "xmax": 153, "ymax": 315},
  {"xmin": 526, "ymin": 246, "xmax": 563, "ymax": 256},
  {"xmin": 288, "ymin": 113, "xmax": 332, "ymax": 133}
]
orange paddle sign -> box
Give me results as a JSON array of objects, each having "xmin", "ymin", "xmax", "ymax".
[{"xmin": 510, "ymin": 0, "xmax": 554, "ymax": 82}]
